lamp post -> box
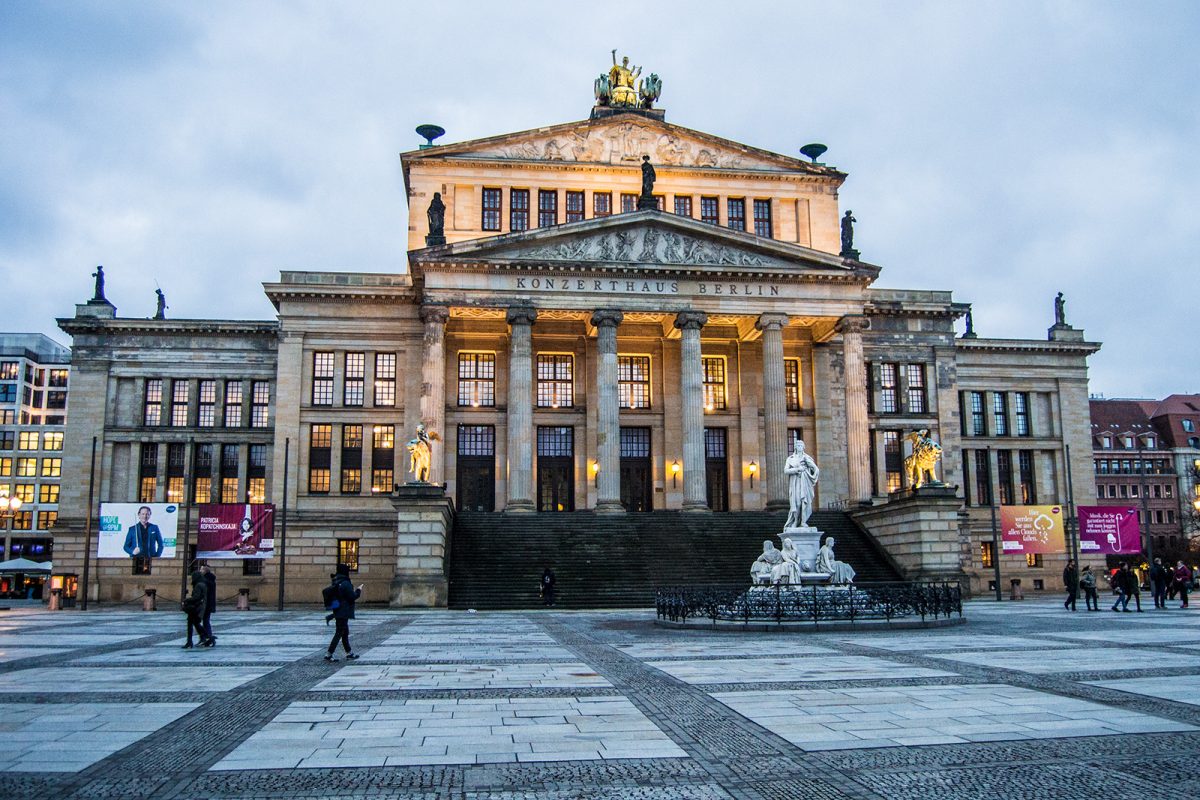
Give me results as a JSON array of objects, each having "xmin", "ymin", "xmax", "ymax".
[
  {"xmin": 748, "ymin": 461, "xmax": 757, "ymax": 489},
  {"xmin": 0, "ymin": 489, "xmax": 23, "ymax": 524}
]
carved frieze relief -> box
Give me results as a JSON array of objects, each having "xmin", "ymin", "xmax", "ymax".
[{"xmin": 514, "ymin": 228, "xmax": 782, "ymax": 267}]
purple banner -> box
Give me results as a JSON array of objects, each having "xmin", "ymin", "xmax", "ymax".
[{"xmin": 1078, "ymin": 505, "xmax": 1141, "ymax": 555}]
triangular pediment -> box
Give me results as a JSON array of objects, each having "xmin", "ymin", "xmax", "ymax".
[
  {"xmin": 413, "ymin": 211, "xmax": 872, "ymax": 278},
  {"xmin": 402, "ymin": 114, "xmax": 839, "ymax": 176}
]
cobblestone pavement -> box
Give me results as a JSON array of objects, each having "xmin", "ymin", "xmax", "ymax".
[{"xmin": 1, "ymin": 598, "xmax": 1199, "ymax": 799}]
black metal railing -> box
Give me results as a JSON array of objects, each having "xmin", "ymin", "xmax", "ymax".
[{"xmin": 655, "ymin": 581, "xmax": 963, "ymax": 625}]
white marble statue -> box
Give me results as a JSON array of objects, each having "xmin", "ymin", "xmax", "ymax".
[
  {"xmin": 751, "ymin": 540, "xmax": 783, "ymax": 585},
  {"xmin": 783, "ymin": 436, "xmax": 820, "ymax": 530},
  {"xmin": 815, "ymin": 537, "xmax": 856, "ymax": 585},
  {"xmin": 770, "ymin": 537, "xmax": 803, "ymax": 586}
]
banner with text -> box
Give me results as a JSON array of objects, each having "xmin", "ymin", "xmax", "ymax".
[
  {"xmin": 98, "ymin": 503, "xmax": 179, "ymax": 558},
  {"xmin": 1000, "ymin": 505, "xmax": 1065, "ymax": 555},
  {"xmin": 196, "ymin": 504, "xmax": 276, "ymax": 560},
  {"xmin": 1078, "ymin": 505, "xmax": 1141, "ymax": 555}
]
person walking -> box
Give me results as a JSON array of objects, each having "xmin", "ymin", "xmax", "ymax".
[
  {"xmin": 540, "ymin": 567, "xmax": 556, "ymax": 607},
  {"xmin": 324, "ymin": 564, "xmax": 361, "ymax": 662},
  {"xmin": 1062, "ymin": 559, "xmax": 1079, "ymax": 611},
  {"xmin": 1080, "ymin": 565, "xmax": 1099, "ymax": 611},
  {"xmin": 1126, "ymin": 564, "xmax": 1143, "ymax": 612},
  {"xmin": 1111, "ymin": 563, "xmax": 1131, "ymax": 612},
  {"xmin": 200, "ymin": 565, "xmax": 217, "ymax": 646},
  {"xmin": 1176, "ymin": 561, "xmax": 1192, "ymax": 609},
  {"xmin": 182, "ymin": 570, "xmax": 209, "ymax": 648},
  {"xmin": 1149, "ymin": 558, "xmax": 1169, "ymax": 609}
]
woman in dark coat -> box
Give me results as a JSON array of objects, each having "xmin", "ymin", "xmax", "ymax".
[{"xmin": 182, "ymin": 570, "xmax": 208, "ymax": 648}]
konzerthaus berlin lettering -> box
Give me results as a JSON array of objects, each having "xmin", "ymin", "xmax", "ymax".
[{"xmin": 53, "ymin": 64, "xmax": 1102, "ymax": 606}]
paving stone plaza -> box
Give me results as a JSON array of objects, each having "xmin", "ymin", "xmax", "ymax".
[{"xmin": 2, "ymin": 600, "xmax": 1199, "ymax": 799}]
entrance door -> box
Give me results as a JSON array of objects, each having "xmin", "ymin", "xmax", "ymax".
[
  {"xmin": 704, "ymin": 427, "xmax": 728, "ymax": 512},
  {"xmin": 619, "ymin": 427, "xmax": 652, "ymax": 511},
  {"xmin": 456, "ymin": 425, "xmax": 495, "ymax": 512},
  {"xmin": 537, "ymin": 426, "xmax": 574, "ymax": 512}
]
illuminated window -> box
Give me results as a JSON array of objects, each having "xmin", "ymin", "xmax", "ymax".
[
  {"xmin": 220, "ymin": 444, "xmax": 238, "ymax": 503},
  {"xmin": 0, "ymin": 361, "xmax": 17, "ymax": 380},
  {"xmin": 247, "ymin": 444, "xmax": 267, "ymax": 503},
  {"xmin": 17, "ymin": 432, "xmax": 38, "ymax": 450},
  {"xmin": 11, "ymin": 510, "xmax": 32, "ymax": 530},
  {"xmin": 981, "ymin": 541, "xmax": 994, "ymax": 568},
  {"xmin": 16, "ymin": 457, "xmax": 36, "ymax": 477},
  {"xmin": 198, "ymin": 380, "xmax": 216, "ymax": 427},
  {"xmin": 536, "ymin": 354, "xmax": 574, "ymax": 408},
  {"xmin": 337, "ymin": 539, "xmax": 359, "ymax": 572},
  {"xmin": 171, "ymin": 381, "xmax": 189, "ymax": 427},
  {"xmin": 883, "ymin": 430, "xmax": 902, "ymax": 492},
  {"xmin": 311, "ymin": 353, "xmax": 334, "ymax": 406},
  {"xmin": 344, "ymin": 353, "xmax": 364, "ymax": 406},
  {"xmin": 43, "ymin": 432, "xmax": 63, "ymax": 451},
  {"xmin": 37, "ymin": 510, "xmax": 57, "ymax": 530},
  {"xmin": 144, "ymin": 379, "xmax": 163, "ymax": 426},
  {"xmin": 593, "ymin": 192, "xmax": 612, "ymax": 217},
  {"xmin": 510, "ymin": 189, "xmax": 529, "ymax": 232},
  {"xmin": 225, "ymin": 381, "xmax": 243, "ymax": 426},
  {"xmin": 1026, "ymin": 553, "xmax": 1043, "ymax": 568},
  {"xmin": 39, "ymin": 483, "xmax": 58, "ymax": 504},
  {"xmin": 14, "ymin": 483, "xmax": 34, "ymax": 503},
  {"xmin": 309, "ymin": 424, "xmax": 332, "ymax": 494},
  {"xmin": 785, "ymin": 359, "xmax": 800, "ymax": 411},
  {"xmin": 457, "ymin": 352, "xmax": 495, "ymax": 407},
  {"xmin": 341, "ymin": 424, "xmax": 363, "ymax": 494},
  {"xmin": 0, "ymin": 457, "xmax": 9, "ymax": 477},
  {"xmin": 618, "ymin": 356, "xmax": 651, "ymax": 410},
  {"xmin": 373, "ymin": 353, "xmax": 396, "ymax": 407},
  {"xmin": 702, "ymin": 357, "xmax": 727, "ymax": 411},
  {"xmin": 48, "ymin": 369, "xmax": 67, "ymax": 387},
  {"xmin": 372, "ymin": 425, "xmax": 394, "ymax": 493},
  {"xmin": 482, "ymin": 187, "xmax": 501, "ymax": 231}
]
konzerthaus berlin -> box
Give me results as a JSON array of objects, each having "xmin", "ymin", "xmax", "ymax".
[{"xmin": 53, "ymin": 68, "xmax": 1102, "ymax": 606}]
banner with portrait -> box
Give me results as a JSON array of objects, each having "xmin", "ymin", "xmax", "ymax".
[
  {"xmin": 1078, "ymin": 505, "xmax": 1141, "ymax": 555},
  {"xmin": 196, "ymin": 504, "xmax": 275, "ymax": 559},
  {"xmin": 98, "ymin": 503, "xmax": 179, "ymax": 558},
  {"xmin": 1000, "ymin": 504, "xmax": 1065, "ymax": 555}
]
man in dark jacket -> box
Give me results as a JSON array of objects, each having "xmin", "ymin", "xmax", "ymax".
[
  {"xmin": 1149, "ymin": 558, "xmax": 1169, "ymax": 609},
  {"xmin": 1062, "ymin": 560, "xmax": 1078, "ymax": 611},
  {"xmin": 325, "ymin": 564, "xmax": 361, "ymax": 662},
  {"xmin": 200, "ymin": 565, "xmax": 217, "ymax": 646},
  {"xmin": 183, "ymin": 570, "xmax": 208, "ymax": 648}
]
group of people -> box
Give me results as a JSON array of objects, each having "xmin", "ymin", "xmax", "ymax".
[
  {"xmin": 181, "ymin": 565, "xmax": 217, "ymax": 647},
  {"xmin": 1062, "ymin": 558, "xmax": 1193, "ymax": 612}
]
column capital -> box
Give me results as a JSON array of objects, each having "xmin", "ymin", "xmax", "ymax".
[
  {"xmin": 590, "ymin": 309, "xmax": 624, "ymax": 329},
  {"xmin": 673, "ymin": 310, "xmax": 708, "ymax": 331},
  {"xmin": 506, "ymin": 306, "xmax": 537, "ymax": 327},
  {"xmin": 755, "ymin": 312, "xmax": 789, "ymax": 332},
  {"xmin": 419, "ymin": 304, "xmax": 450, "ymax": 325},
  {"xmin": 835, "ymin": 314, "xmax": 870, "ymax": 335}
]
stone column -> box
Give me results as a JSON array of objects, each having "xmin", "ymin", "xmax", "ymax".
[
  {"xmin": 675, "ymin": 310, "xmax": 709, "ymax": 512},
  {"xmin": 591, "ymin": 310, "xmax": 625, "ymax": 513},
  {"xmin": 757, "ymin": 312, "xmax": 789, "ymax": 511},
  {"xmin": 505, "ymin": 306, "xmax": 537, "ymax": 512},
  {"xmin": 419, "ymin": 305, "xmax": 449, "ymax": 485},
  {"xmin": 838, "ymin": 315, "xmax": 871, "ymax": 504}
]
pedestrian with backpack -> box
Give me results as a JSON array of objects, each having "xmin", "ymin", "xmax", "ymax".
[
  {"xmin": 322, "ymin": 573, "xmax": 338, "ymax": 625},
  {"xmin": 182, "ymin": 570, "xmax": 209, "ymax": 649},
  {"xmin": 324, "ymin": 564, "xmax": 362, "ymax": 662}
]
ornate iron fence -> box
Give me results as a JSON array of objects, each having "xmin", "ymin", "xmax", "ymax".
[{"xmin": 655, "ymin": 581, "xmax": 963, "ymax": 624}]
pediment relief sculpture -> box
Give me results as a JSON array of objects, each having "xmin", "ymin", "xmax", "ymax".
[{"xmin": 497, "ymin": 228, "xmax": 789, "ymax": 267}]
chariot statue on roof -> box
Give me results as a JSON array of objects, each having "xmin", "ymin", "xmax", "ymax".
[{"xmin": 594, "ymin": 50, "xmax": 660, "ymax": 109}]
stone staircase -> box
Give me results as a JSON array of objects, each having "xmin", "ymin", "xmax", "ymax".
[{"xmin": 447, "ymin": 510, "xmax": 902, "ymax": 609}]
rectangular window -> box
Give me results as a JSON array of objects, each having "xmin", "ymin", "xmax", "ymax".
[
  {"xmin": 341, "ymin": 424, "xmax": 363, "ymax": 494},
  {"xmin": 981, "ymin": 540, "xmax": 994, "ymax": 568},
  {"xmin": 702, "ymin": 357, "xmax": 727, "ymax": 412},
  {"xmin": 510, "ymin": 188, "xmax": 530, "ymax": 232},
  {"xmin": 373, "ymin": 353, "xmax": 396, "ymax": 407},
  {"xmin": 883, "ymin": 430, "xmax": 903, "ymax": 492},
  {"xmin": 139, "ymin": 443, "xmax": 157, "ymax": 503},
  {"xmin": 343, "ymin": 353, "xmax": 364, "ymax": 406},
  {"xmin": 565, "ymin": 190, "xmax": 585, "ymax": 223},
  {"xmin": 618, "ymin": 355, "xmax": 651, "ymax": 410},
  {"xmin": 969, "ymin": 391, "xmax": 986, "ymax": 436},
  {"xmin": 0, "ymin": 361, "xmax": 17, "ymax": 380},
  {"xmin": 311, "ymin": 353, "xmax": 334, "ymax": 406},
  {"xmin": 337, "ymin": 539, "xmax": 359, "ymax": 572},
  {"xmin": 727, "ymin": 198, "xmax": 746, "ymax": 231},
  {"xmin": 48, "ymin": 369, "xmax": 67, "ymax": 387},
  {"xmin": 1014, "ymin": 392, "xmax": 1030, "ymax": 436},
  {"xmin": 39, "ymin": 483, "xmax": 59, "ymax": 504},
  {"xmin": 674, "ymin": 196, "xmax": 693, "ymax": 218},
  {"xmin": 975, "ymin": 450, "xmax": 991, "ymax": 506},
  {"xmin": 37, "ymin": 510, "xmax": 57, "ymax": 530},
  {"xmin": 17, "ymin": 432, "xmax": 38, "ymax": 451},
  {"xmin": 537, "ymin": 425, "xmax": 574, "ymax": 457},
  {"xmin": 879, "ymin": 364, "xmax": 898, "ymax": 414},
  {"xmin": 12, "ymin": 510, "xmax": 32, "ymax": 530},
  {"xmin": 45, "ymin": 390, "xmax": 66, "ymax": 409},
  {"xmin": 457, "ymin": 352, "xmax": 495, "ymax": 407},
  {"xmin": 198, "ymin": 380, "xmax": 216, "ymax": 427},
  {"xmin": 166, "ymin": 443, "xmax": 186, "ymax": 503},
  {"xmin": 1018, "ymin": 450, "xmax": 1036, "ymax": 504},
  {"xmin": 251, "ymin": 381, "xmax": 270, "ymax": 427},
  {"xmin": 536, "ymin": 354, "xmax": 574, "ymax": 408},
  {"xmin": 538, "ymin": 189, "xmax": 558, "ymax": 227},
  {"xmin": 372, "ymin": 424, "xmax": 394, "ymax": 493},
  {"xmin": 144, "ymin": 379, "xmax": 163, "ymax": 426},
  {"xmin": 16, "ymin": 457, "xmax": 36, "ymax": 477},
  {"xmin": 14, "ymin": 483, "xmax": 34, "ymax": 503},
  {"xmin": 247, "ymin": 444, "xmax": 267, "ymax": 503},
  {"xmin": 220, "ymin": 444, "xmax": 238, "ymax": 503},
  {"xmin": 993, "ymin": 393, "xmax": 1009, "ymax": 436},
  {"xmin": 0, "ymin": 431, "xmax": 12, "ymax": 449},
  {"xmin": 997, "ymin": 450, "xmax": 1014, "ymax": 505},
  {"xmin": 309, "ymin": 424, "xmax": 332, "ymax": 494},
  {"xmin": 621, "ymin": 193, "xmax": 637, "ymax": 213},
  {"xmin": 0, "ymin": 456, "xmax": 10, "ymax": 477},
  {"xmin": 224, "ymin": 380, "xmax": 243, "ymax": 427},
  {"xmin": 1026, "ymin": 553, "xmax": 1043, "ymax": 568},
  {"xmin": 243, "ymin": 559, "xmax": 263, "ymax": 576},
  {"xmin": 193, "ymin": 444, "xmax": 213, "ymax": 504},
  {"xmin": 906, "ymin": 364, "xmax": 926, "ymax": 414},
  {"xmin": 43, "ymin": 432, "xmax": 63, "ymax": 451},
  {"xmin": 171, "ymin": 381, "xmax": 189, "ymax": 427},
  {"xmin": 785, "ymin": 359, "xmax": 801, "ymax": 412},
  {"xmin": 700, "ymin": 196, "xmax": 719, "ymax": 225},
  {"xmin": 0, "ymin": 385, "xmax": 14, "ymax": 404},
  {"xmin": 458, "ymin": 424, "xmax": 495, "ymax": 456},
  {"xmin": 753, "ymin": 199, "xmax": 772, "ymax": 237},
  {"xmin": 482, "ymin": 187, "xmax": 502, "ymax": 231},
  {"xmin": 593, "ymin": 191, "xmax": 612, "ymax": 218}
]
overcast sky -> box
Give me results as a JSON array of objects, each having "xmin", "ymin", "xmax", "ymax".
[{"xmin": 2, "ymin": 1, "xmax": 1196, "ymax": 398}]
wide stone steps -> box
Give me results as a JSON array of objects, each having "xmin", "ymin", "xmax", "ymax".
[{"xmin": 447, "ymin": 510, "xmax": 901, "ymax": 610}]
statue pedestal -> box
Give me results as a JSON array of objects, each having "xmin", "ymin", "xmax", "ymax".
[
  {"xmin": 779, "ymin": 526, "xmax": 823, "ymax": 574},
  {"xmin": 389, "ymin": 483, "xmax": 453, "ymax": 607}
]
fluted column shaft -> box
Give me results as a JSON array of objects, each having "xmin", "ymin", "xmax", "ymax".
[
  {"xmin": 675, "ymin": 310, "xmax": 709, "ymax": 512},
  {"xmin": 419, "ymin": 305, "xmax": 449, "ymax": 485},
  {"xmin": 505, "ymin": 307, "xmax": 537, "ymax": 512},
  {"xmin": 838, "ymin": 315, "xmax": 871, "ymax": 504},
  {"xmin": 592, "ymin": 310, "xmax": 625, "ymax": 513},
  {"xmin": 757, "ymin": 313, "xmax": 789, "ymax": 510}
]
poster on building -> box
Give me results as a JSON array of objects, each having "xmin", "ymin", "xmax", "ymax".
[
  {"xmin": 98, "ymin": 503, "xmax": 179, "ymax": 558},
  {"xmin": 1000, "ymin": 505, "xmax": 1065, "ymax": 555},
  {"xmin": 1078, "ymin": 505, "xmax": 1141, "ymax": 555},
  {"xmin": 196, "ymin": 504, "xmax": 275, "ymax": 559}
]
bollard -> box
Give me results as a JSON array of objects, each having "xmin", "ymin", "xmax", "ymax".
[
  {"xmin": 237, "ymin": 588, "xmax": 250, "ymax": 610},
  {"xmin": 142, "ymin": 588, "xmax": 157, "ymax": 611},
  {"xmin": 1009, "ymin": 578, "xmax": 1024, "ymax": 601},
  {"xmin": 48, "ymin": 588, "xmax": 62, "ymax": 611}
]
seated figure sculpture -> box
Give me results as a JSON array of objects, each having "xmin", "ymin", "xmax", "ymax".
[
  {"xmin": 770, "ymin": 537, "xmax": 803, "ymax": 586},
  {"xmin": 814, "ymin": 537, "xmax": 856, "ymax": 585},
  {"xmin": 751, "ymin": 540, "xmax": 783, "ymax": 585}
]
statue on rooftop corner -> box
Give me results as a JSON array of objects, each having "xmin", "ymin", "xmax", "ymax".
[
  {"xmin": 91, "ymin": 265, "xmax": 107, "ymax": 303},
  {"xmin": 840, "ymin": 210, "xmax": 858, "ymax": 257},
  {"xmin": 154, "ymin": 288, "xmax": 167, "ymax": 320},
  {"xmin": 406, "ymin": 423, "xmax": 441, "ymax": 484},
  {"xmin": 783, "ymin": 436, "xmax": 820, "ymax": 530},
  {"xmin": 1054, "ymin": 292, "xmax": 1067, "ymax": 326},
  {"xmin": 903, "ymin": 429, "xmax": 943, "ymax": 490},
  {"xmin": 426, "ymin": 192, "xmax": 446, "ymax": 246}
]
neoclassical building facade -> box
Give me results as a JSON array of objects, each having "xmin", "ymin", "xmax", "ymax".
[{"xmin": 53, "ymin": 89, "xmax": 1101, "ymax": 604}]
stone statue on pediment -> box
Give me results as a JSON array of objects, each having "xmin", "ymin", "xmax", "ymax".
[
  {"xmin": 1054, "ymin": 292, "xmax": 1066, "ymax": 326},
  {"xmin": 91, "ymin": 265, "xmax": 107, "ymax": 303},
  {"xmin": 840, "ymin": 210, "xmax": 858, "ymax": 258},
  {"xmin": 154, "ymin": 288, "xmax": 167, "ymax": 320},
  {"xmin": 426, "ymin": 193, "xmax": 446, "ymax": 246}
]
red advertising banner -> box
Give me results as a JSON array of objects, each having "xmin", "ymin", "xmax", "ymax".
[
  {"xmin": 1078, "ymin": 505, "xmax": 1141, "ymax": 555},
  {"xmin": 196, "ymin": 504, "xmax": 276, "ymax": 560},
  {"xmin": 1000, "ymin": 505, "xmax": 1065, "ymax": 555}
]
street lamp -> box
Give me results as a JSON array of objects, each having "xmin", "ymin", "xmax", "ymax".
[
  {"xmin": 0, "ymin": 488, "xmax": 23, "ymax": 523},
  {"xmin": 748, "ymin": 461, "xmax": 758, "ymax": 488},
  {"xmin": 670, "ymin": 459, "xmax": 680, "ymax": 488}
]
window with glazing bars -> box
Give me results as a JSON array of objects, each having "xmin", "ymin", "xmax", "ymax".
[
  {"xmin": 674, "ymin": 196, "xmax": 693, "ymax": 217},
  {"xmin": 969, "ymin": 391, "xmax": 986, "ymax": 436},
  {"xmin": 753, "ymin": 199, "xmax": 772, "ymax": 237},
  {"xmin": 371, "ymin": 425, "xmax": 394, "ymax": 493},
  {"xmin": 309, "ymin": 424, "xmax": 331, "ymax": 493},
  {"xmin": 193, "ymin": 444, "xmax": 212, "ymax": 503},
  {"xmin": 249, "ymin": 381, "xmax": 269, "ymax": 427},
  {"xmin": 337, "ymin": 539, "xmax": 359, "ymax": 572},
  {"xmin": 879, "ymin": 364, "xmax": 898, "ymax": 413},
  {"xmin": 311, "ymin": 353, "xmax": 333, "ymax": 406},
  {"xmin": 482, "ymin": 188, "xmax": 501, "ymax": 231},
  {"xmin": 373, "ymin": 353, "xmax": 395, "ymax": 407},
  {"xmin": 1014, "ymin": 392, "xmax": 1030, "ymax": 436},
  {"xmin": 974, "ymin": 450, "xmax": 991, "ymax": 506},
  {"xmin": 787, "ymin": 429, "xmax": 805, "ymax": 454},
  {"xmin": 727, "ymin": 198, "xmax": 746, "ymax": 231},
  {"xmin": 198, "ymin": 380, "xmax": 216, "ymax": 427},
  {"xmin": 344, "ymin": 353, "xmax": 364, "ymax": 406},
  {"xmin": 704, "ymin": 428, "xmax": 727, "ymax": 459},
  {"xmin": 785, "ymin": 359, "xmax": 800, "ymax": 411},
  {"xmin": 906, "ymin": 364, "xmax": 926, "ymax": 413},
  {"xmin": 700, "ymin": 196, "xmax": 719, "ymax": 224},
  {"xmin": 247, "ymin": 444, "xmax": 267, "ymax": 503},
  {"xmin": 702, "ymin": 358, "xmax": 727, "ymax": 411},
  {"xmin": 593, "ymin": 192, "xmax": 612, "ymax": 217},
  {"xmin": 883, "ymin": 430, "xmax": 902, "ymax": 492},
  {"xmin": 510, "ymin": 189, "xmax": 529, "ymax": 232},
  {"xmin": 997, "ymin": 450, "xmax": 1014, "ymax": 504},
  {"xmin": 458, "ymin": 425, "xmax": 495, "ymax": 455},
  {"xmin": 993, "ymin": 392, "xmax": 1008, "ymax": 436},
  {"xmin": 980, "ymin": 540, "xmax": 994, "ymax": 568},
  {"xmin": 536, "ymin": 354, "xmax": 573, "ymax": 408},
  {"xmin": 1019, "ymin": 450, "xmax": 1036, "ymax": 503},
  {"xmin": 220, "ymin": 444, "xmax": 239, "ymax": 503},
  {"xmin": 171, "ymin": 381, "xmax": 189, "ymax": 426},
  {"xmin": 537, "ymin": 426, "xmax": 573, "ymax": 457},
  {"xmin": 457, "ymin": 353, "xmax": 495, "ymax": 407},
  {"xmin": 621, "ymin": 193, "xmax": 637, "ymax": 213},
  {"xmin": 139, "ymin": 443, "xmax": 157, "ymax": 502},
  {"xmin": 565, "ymin": 190, "xmax": 584, "ymax": 222},
  {"xmin": 144, "ymin": 379, "xmax": 163, "ymax": 426},
  {"xmin": 225, "ymin": 380, "xmax": 244, "ymax": 426},
  {"xmin": 537, "ymin": 190, "xmax": 557, "ymax": 227},
  {"xmin": 618, "ymin": 356, "xmax": 651, "ymax": 409},
  {"xmin": 620, "ymin": 427, "xmax": 650, "ymax": 459},
  {"xmin": 341, "ymin": 424, "xmax": 362, "ymax": 494},
  {"xmin": 166, "ymin": 443, "xmax": 186, "ymax": 503}
]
